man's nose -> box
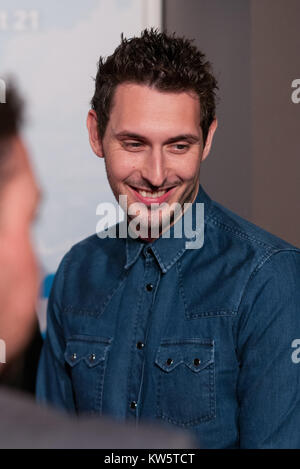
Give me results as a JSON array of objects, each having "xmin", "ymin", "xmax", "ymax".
[{"xmin": 141, "ymin": 146, "xmax": 167, "ymax": 188}]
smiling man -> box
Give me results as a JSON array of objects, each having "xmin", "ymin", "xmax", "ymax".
[
  {"xmin": 88, "ymin": 81, "xmax": 215, "ymax": 241},
  {"xmin": 37, "ymin": 29, "xmax": 300, "ymax": 449}
]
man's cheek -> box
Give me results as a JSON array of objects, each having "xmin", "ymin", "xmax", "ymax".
[{"xmin": 106, "ymin": 159, "xmax": 128, "ymax": 183}]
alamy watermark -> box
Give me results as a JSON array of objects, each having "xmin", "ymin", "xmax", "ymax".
[
  {"xmin": 0, "ymin": 339, "xmax": 6, "ymax": 364},
  {"xmin": 291, "ymin": 79, "xmax": 300, "ymax": 104},
  {"xmin": 0, "ymin": 78, "xmax": 6, "ymax": 103},
  {"xmin": 96, "ymin": 196, "xmax": 204, "ymax": 249},
  {"xmin": 291, "ymin": 339, "xmax": 300, "ymax": 364}
]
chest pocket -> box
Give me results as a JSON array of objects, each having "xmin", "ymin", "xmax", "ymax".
[
  {"xmin": 64, "ymin": 335, "xmax": 112, "ymax": 414},
  {"xmin": 155, "ymin": 338, "xmax": 215, "ymax": 427}
]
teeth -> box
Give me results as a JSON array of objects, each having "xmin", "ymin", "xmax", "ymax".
[{"xmin": 138, "ymin": 190, "xmax": 167, "ymax": 198}]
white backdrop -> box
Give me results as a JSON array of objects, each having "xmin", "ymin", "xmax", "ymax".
[{"xmin": 0, "ymin": 0, "xmax": 162, "ymax": 332}]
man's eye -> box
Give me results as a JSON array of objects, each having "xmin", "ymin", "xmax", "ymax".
[
  {"xmin": 171, "ymin": 143, "xmax": 190, "ymax": 153},
  {"xmin": 123, "ymin": 141, "xmax": 144, "ymax": 150}
]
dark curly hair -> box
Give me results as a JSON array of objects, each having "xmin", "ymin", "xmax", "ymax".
[
  {"xmin": 91, "ymin": 28, "xmax": 218, "ymax": 145},
  {"xmin": 0, "ymin": 81, "xmax": 24, "ymax": 185},
  {"xmin": 0, "ymin": 81, "xmax": 23, "ymax": 140}
]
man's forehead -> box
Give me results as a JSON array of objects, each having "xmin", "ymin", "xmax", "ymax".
[
  {"xmin": 112, "ymin": 81, "xmax": 200, "ymax": 106},
  {"xmin": 109, "ymin": 82, "xmax": 201, "ymax": 136}
]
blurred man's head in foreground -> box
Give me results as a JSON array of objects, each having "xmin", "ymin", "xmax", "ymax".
[{"xmin": 0, "ymin": 83, "xmax": 40, "ymax": 365}]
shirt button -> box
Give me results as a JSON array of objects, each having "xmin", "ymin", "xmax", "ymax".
[
  {"xmin": 71, "ymin": 353, "xmax": 77, "ymax": 361},
  {"xmin": 89, "ymin": 353, "xmax": 96, "ymax": 362},
  {"xmin": 194, "ymin": 358, "xmax": 201, "ymax": 366},
  {"xmin": 130, "ymin": 401, "xmax": 137, "ymax": 410},
  {"xmin": 146, "ymin": 283, "xmax": 154, "ymax": 291},
  {"xmin": 166, "ymin": 358, "xmax": 173, "ymax": 366},
  {"xmin": 136, "ymin": 342, "xmax": 145, "ymax": 350}
]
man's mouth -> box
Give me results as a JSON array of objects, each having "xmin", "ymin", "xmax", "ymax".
[{"xmin": 128, "ymin": 185, "xmax": 177, "ymax": 205}]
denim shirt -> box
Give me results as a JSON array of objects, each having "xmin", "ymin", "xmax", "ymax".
[{"xmin": 36, "ymin": 184, "xmax": 300, "ymax": 449}]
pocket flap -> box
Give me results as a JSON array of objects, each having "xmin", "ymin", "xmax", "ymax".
[
  {"xmin": 64, "ymin": 335, "xmax": 112, "ymax": 368},
  {"xmin": 155, "ymin": 339, "xmax": 214, "ymax": 373},
  {"xmin": 155, "ymin": 345, "xmax": 184, "ymax": 372},
  {"xmin": 183, "ymin": 342, "xmax": 214, "ymax": 372}
]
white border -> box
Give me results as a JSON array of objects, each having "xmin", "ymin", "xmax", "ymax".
[{"xmin": 143, "ymin": 0, "xmax": 162, "ymax": 30}]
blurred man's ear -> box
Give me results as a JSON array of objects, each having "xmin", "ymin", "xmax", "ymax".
[
  {"xmin": 86, "ymin": 110, "xmax": 104, "ymax": 158},
  {"xmin": 201, "ymin": 118, "xmax": 218, "ymax": 162}
]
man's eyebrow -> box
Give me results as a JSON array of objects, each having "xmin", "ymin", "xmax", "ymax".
[
  {"xmin": 114, "ymin": 131, "xmax": 200, "ymax": 144},
  {"xmin": 164, "ymin": 134, "xmax": 200, "ymax": 144},
  {"xmin": 115, "ymin": 131, "xmax": 147, "ymax": 141}
]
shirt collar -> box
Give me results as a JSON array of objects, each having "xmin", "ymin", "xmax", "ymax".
[{"xmin": 124, "ymin": 184, "xmax": 212, "ymax": 273}]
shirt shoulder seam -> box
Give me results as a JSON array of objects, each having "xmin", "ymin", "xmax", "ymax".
[
  {"xmin": 236, "ymin": 248, "xmax": 300, "ymax": 318},
  {"xmin": 206, "ymin": 203, "xmax": 299, "ymax": 252}
]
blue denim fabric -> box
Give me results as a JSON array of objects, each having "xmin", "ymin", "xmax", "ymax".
[{"xmin": 36, "ymin": 184, "xmax": 300, "ymax": 448}]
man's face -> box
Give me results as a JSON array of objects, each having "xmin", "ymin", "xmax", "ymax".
[
  {"xmin": 87, "ymin": 83, "xmax": 217, "ymax": 237},
  {"xmin": 0, "ymin": 137, "xmax": 40, "ymax": 363}
]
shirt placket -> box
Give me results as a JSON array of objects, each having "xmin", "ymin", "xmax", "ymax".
[{"xmin": 127, "ymin": 245, "xmax": 160, "ymax": 422}]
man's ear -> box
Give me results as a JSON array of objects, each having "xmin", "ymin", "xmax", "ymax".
[
  {"xmin": 201, "ymin": 118, "xmax": 218, "ymax": 162},
  {"xmin": 86, "ymin": 109, "xmax": 104, "ymax": 158}
]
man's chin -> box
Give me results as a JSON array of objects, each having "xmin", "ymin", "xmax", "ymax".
[{"xmin": 127, "ymin": 212, "xmax": 176, "ymax": 240}]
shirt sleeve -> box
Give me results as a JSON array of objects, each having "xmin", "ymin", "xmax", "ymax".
[
  {"xmin": 36, "ymin": 250, "xmax": 76, "ymax": 413},
  {"xmin": 236, "ymin": 249, "xmax": 300, "ymax": 448}
]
